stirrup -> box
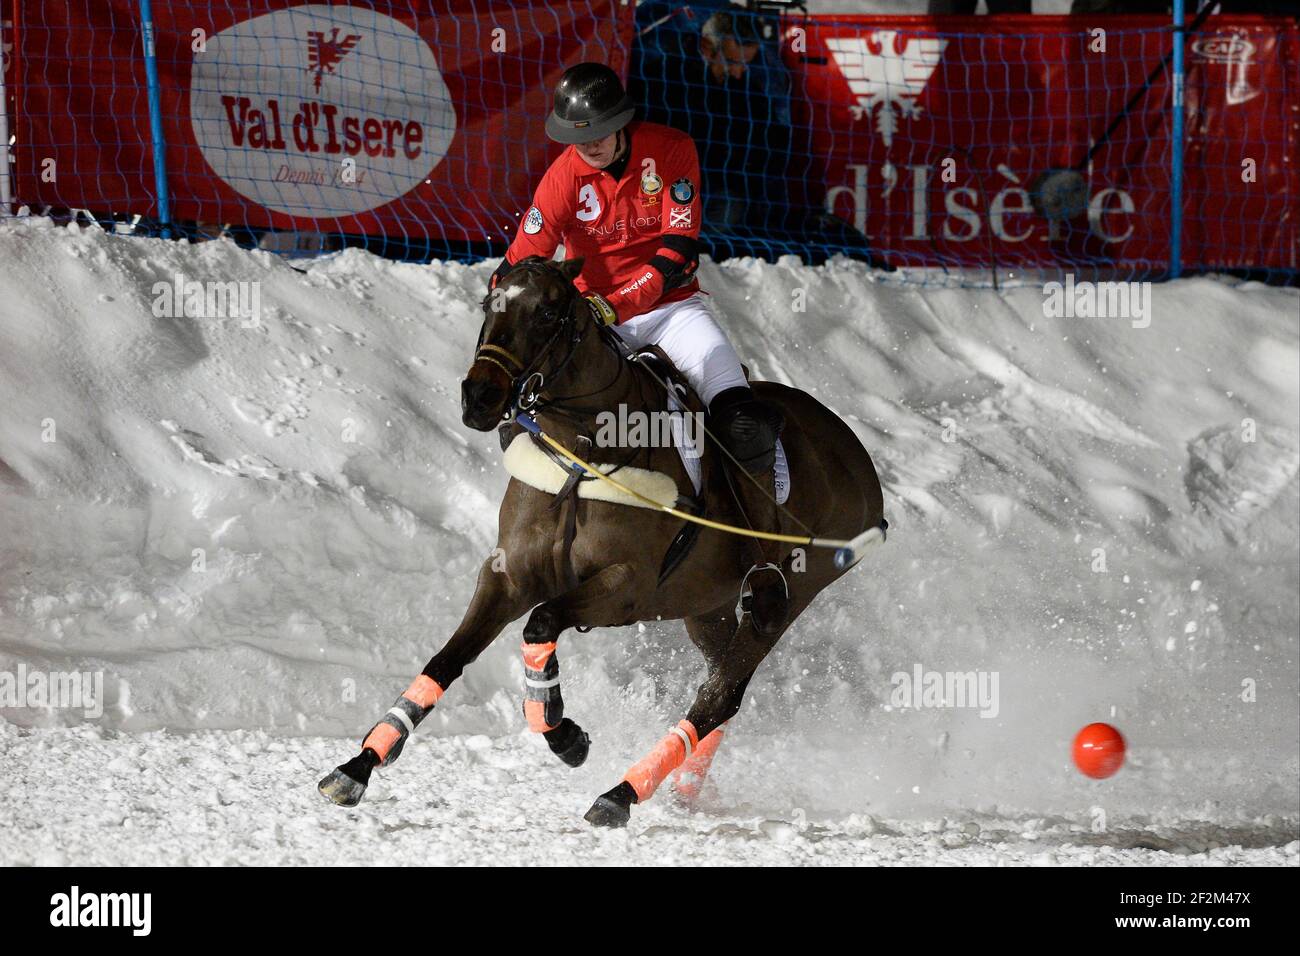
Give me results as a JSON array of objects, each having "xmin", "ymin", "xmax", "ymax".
[{"xmin": 739, "ymin": 562, "xmax": 788, "ymax": 615}]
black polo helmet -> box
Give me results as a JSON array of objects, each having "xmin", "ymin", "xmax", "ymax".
[{"xmin": 545, "ymin": 62, "xmax": 635, "ymax": 144}]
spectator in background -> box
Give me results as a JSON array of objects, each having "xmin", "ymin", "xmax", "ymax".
[
  {"xmin": 644, "ymin": 7, "xmax": 789, "ymax": 230},
  {"xmin": 632, "ymin": 3, "xmax": 889, "ymax": 267},
  {"xmin": 698, "ymin": 9, "xmax": 793, "ymax": 228}
]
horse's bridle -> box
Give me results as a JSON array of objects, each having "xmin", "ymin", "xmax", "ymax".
[{"xmin": 472, "ymin": 265, "xmax": 626, "ymax": 421}]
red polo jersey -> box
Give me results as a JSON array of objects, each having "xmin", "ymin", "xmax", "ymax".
[{"xmin": 502, "ymin": 121, "xmax": 703, "ymax": 321}]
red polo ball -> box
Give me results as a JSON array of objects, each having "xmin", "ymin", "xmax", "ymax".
[{"xmin": 1072, "ymin": 722, "xmax": 1126, "ymax": 779}]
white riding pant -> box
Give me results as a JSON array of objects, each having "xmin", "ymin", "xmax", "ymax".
[{"xmin": 611, "ymin": 292, "xmax": 748, "ymax": 406}]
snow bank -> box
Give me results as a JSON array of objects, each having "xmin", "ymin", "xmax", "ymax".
[{"xmin": 0, "ymin": 216, "xmax": 1296, "ymax": 843}]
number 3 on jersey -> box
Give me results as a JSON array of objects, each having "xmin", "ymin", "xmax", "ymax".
[{"xmin": 576, "ymin": 183, "xmax": 602, "ymax": 222}]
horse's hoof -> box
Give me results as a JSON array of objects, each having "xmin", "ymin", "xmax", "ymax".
[
  {"xmin": 584, "ymin": 781, "xmax": 636, "ymax": 828},
  {"xmin": 545, "ymin": 718, "xmax": 590, "ymax": 768},
  {"xmin": 318, "ymin": 767, "xmax": 367, "ymax": 807},
  {"xmin": 584, "ymin": 797, "xmax": 630, "ymax": 828},
  {"xmin": 318, "ymin": 751, "xmax": 376, "ymax": 807}
]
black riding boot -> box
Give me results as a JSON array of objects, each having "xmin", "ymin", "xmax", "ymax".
[{"xmin": 708, "ymin": 387, "xmax": 790, "ymax": 639}]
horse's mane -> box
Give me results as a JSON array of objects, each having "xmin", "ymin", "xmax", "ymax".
[{"xmin": 479, "ymin": 256, "xmax": 572, "ymax": 311}]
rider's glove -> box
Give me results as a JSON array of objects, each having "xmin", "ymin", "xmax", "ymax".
[
  {"xmin": 651, "ymin": 235, "xmax": 703, "ymax": 293},
  {"xmin": 489, "ymin": 257, "xmax": 512, "ymax": 291},
  {"xmin": 585, "ymin": 293, "xmax": 619, "ymax": 326}
]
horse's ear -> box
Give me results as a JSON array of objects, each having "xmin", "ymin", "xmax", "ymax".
[{"xmin": 557, "ymin": 257, "xmax": 584, "ymax": 282}]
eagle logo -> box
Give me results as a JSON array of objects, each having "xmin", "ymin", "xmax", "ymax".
[
  {"xmin": 307, "ymin": 27, "xmax": 363, "ymax": 91},
  {"xmin": 826, "ymin": 30, "xmax": 946, "ymax": 148}
]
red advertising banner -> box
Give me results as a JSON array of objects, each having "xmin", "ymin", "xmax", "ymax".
[
  {"xmin": 9, "ymin": 4, "xmax": 1298, "ymax": 272},
  {"xmin": 787, "ymin": 14, "xmax": 1299, "ymax": 271},
  {"xmin": 12, "ymin": 0, "xmax": 635, "ymax": 243}
]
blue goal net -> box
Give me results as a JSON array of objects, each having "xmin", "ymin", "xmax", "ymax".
[{"xmin": 2, "ymin": 1, "xmax": 1296, "ymax": 284}]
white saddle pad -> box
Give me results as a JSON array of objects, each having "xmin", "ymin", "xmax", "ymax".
[
  {"xmin": 503, "ymin": 416, "xmax": 789, "ymax": 510},
  {"xmin": 503, "ymin": 433, "xmax": 679, "ymax": 510}
]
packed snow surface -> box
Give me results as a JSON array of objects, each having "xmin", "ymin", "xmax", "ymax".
[{"xmin": 1, "ymin": 217, "xmax": 1296, "ymax": 865}]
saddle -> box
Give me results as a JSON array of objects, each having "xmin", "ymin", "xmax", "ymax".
[
  {"xmin": 501, "ymin": 344, "xmax": 783, "ymax": 589},
  {"xmin": 498, "ymin": 343, "xmax": 708, "ymax": 496}
]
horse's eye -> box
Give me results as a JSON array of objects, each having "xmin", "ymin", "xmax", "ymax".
[{"xmin": 539, "ymin": 307, "xmax": 557, "ymax": 323}]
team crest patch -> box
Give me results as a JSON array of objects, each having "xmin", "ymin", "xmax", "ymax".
[
  {"xmin": 670, "ymin": 177, "xmax": 695, "ymax": 204},
  {"xmin": 523, "ymin": 206, "xmax": 543, "ymax": 235}
]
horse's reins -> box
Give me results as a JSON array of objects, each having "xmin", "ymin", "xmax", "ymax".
[{"xmin": 476, "ymin": 272, "xmax": 887, "ymax": 570}]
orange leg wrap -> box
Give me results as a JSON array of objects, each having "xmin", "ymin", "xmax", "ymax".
[
  {"xmin": 521, "ymin": 641, "xmax": 561, "ymax": 733},
  {"xmin": 361, "ymin": 722, "xmax": 402, "ymax": 763},
  {"xmin": 402, "ymin": 674, "xmax": 444, "ymax": 710},
  {"xmin": 671, "ymin": 723, "xmax": 726, "ymax": 801},
  {"xmin": 623, "ymin": 720, "xmax": 700, "ymax": 803},
  {"xmin": 362, "ymin": 674, "xmax": 445, "ymax": 765}
]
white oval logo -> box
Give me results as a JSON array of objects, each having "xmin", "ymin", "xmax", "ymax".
[
  {"xmin": 190, "ymin": 4, "xmax": 456, "ymax": 217},
  {"xmin": 1191, "ymin": 34, "xmax": 1255, "ymax": 64}
]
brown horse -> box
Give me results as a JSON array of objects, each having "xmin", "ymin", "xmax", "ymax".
[{"xmin": 318, "ymin": 256, "xmax": 885, "ymax": 827}]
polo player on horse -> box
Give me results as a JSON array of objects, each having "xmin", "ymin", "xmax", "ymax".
[
  {"xmin": 318, "ymin": 62, "xmax": 886, "ymax": 828},
  {"xmin": 489, "ymin": 62, "xmax": 790, "ymax": 638}
]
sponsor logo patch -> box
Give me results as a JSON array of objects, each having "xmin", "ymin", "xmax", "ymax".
[
  {"xmin": 669, "ymin": 205, "xmax": 692, "ymax": 228},
  {"xmin": 619, "ymin": 271, "xmax": 655, "ymax": 295},
  {"xmin": 523, "ymin": 205, "xmax": 544, "ymax": 234},
  {"xmin": 670, "ymin": 177, "xmax": 695, "ymax": 204}
]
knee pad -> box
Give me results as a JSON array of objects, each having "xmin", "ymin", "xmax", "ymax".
[{"xmin": 708, "ymin": 387, "xmax": 784, "ymax": 474}]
